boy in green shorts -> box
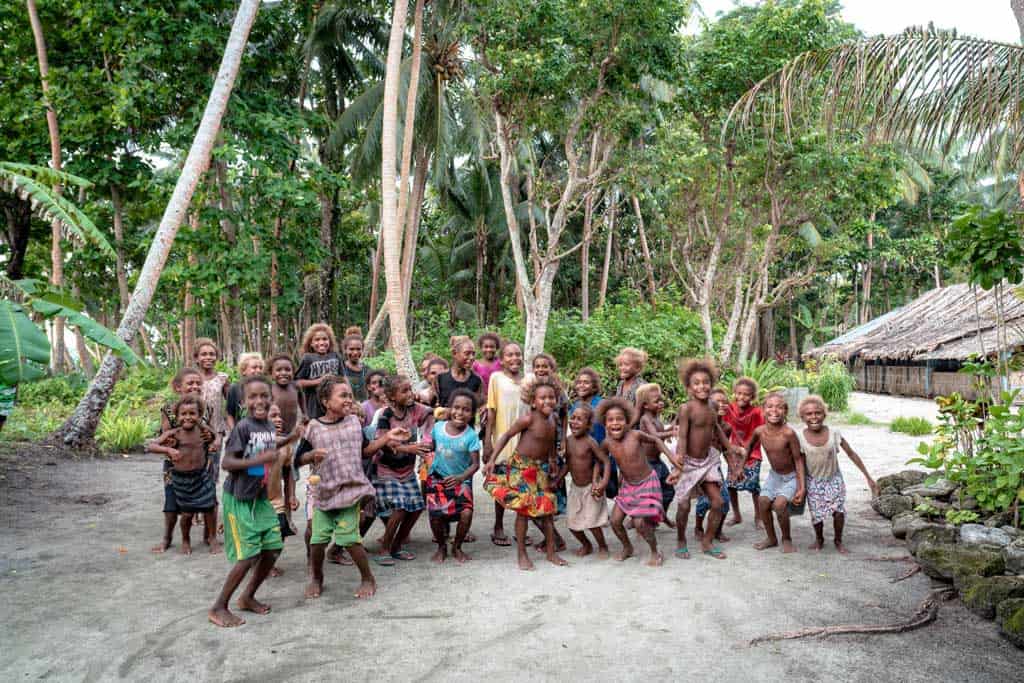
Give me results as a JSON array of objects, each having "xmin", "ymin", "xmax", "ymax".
[{"xmin": 209, "ymin": 376, "xmax": 283, "ymax": 628}]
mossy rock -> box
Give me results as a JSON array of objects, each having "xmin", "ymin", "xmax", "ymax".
[
  {"xmin": 914, "ymin": 541, "xmax": 1005, "ymax": 584},
  {"xmin": 906, "ymin": 522, "xmax": 956, "ymax": 554},
  {"xmin": 877, "ymin": 470, "xmax": 927, "ymax": 495},
  {"xmin": 960, "ymin": 576, "xmax": 1024, "ymax": 619},
  {"xmin": 871, "ymin": 493, "xmax": 913, "ymax": 519},
  {"xmin": 996, "ymin": 598, "xmax": 1024, "ymax": 649},
  {"xmin": 891, "ymin": 511, "xmax": 921, "ymax": 540}
]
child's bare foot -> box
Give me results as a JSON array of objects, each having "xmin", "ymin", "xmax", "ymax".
[
  {"xmin": 834, "ymin": 541, "xmax": 849, "ymax": 555},
  {"xmin": 546, "ymin": 552, "xmax": 568, "ymax": 567},
  {"xmin": 808, "ymin": 540, "xmax": 824, "ymax": 552},
  {"xmin": 517, "ymin": 551, "xmax": 536, "ymax": 571},
  {"xmin": 625, "ymin": 517, "xmax": 635, "ymax": 529},
  {"xmin": 534, "ymin": 538, "xmax": 567, "ymax": 552},
  {"xmin": 354, "ymin": 579, "xmax": 376, "ymax": 598},
  {"xmin": 726, "ymin": 515, "xmax": 742, "ymax": 527},
  {"xmin": 453, "ymin": 548, "xmax": 471, "ymax": 563},
  {"xmin": 206, "ymin": 539, "xmax": 222, "ymax": 554},
  {"xmin": 151, "ymin": 539, "xmax": 172, "ymax": 553},
  {"xmin": 646, "ymin": 551, "xmax": 664, "ymax": 567},
  {"xmin": 781, "ymin": 540, "xmax": 797, "ymax": 553},
  {"xmin": 574, "ymin": 543, "xmax": 593, "ymax": 557},
  {"xmin": 753, "ymin": 539, "xmax": 777, "ymax": 550},
  {"xmin": 464, "ymin": 533, "xmax": 477, "ymax": 543},
  {"xmin": 715, "ymin": 533, "xmax": 731, "ymax": 542},
  {"xmin": 269, "ymin": 566, "xmax": 283, "ymax": 577},
  {"xmin": 431, "ymin": 546, "xmax": 447, "ymax": 564},
  {"xmin": 208, "ymin": 607, "xmax": 245, "ymax": 628},
  {"xmin": 305, "ymin": 580, "xmax": 323, "ymax": 598},
  {"xmin": 596, "ymin": 547, "xmax": 610, "ymax": 560},
  {"xmin": 613, "ymin": 544, "xmax": 634, "ymax": 562},
  {"xmin": 236, "ymin": 596, "xmax": 271, "ymax": 614},
  {"xmin": 180, "ymin": 541, "xmax": 192, "ymax": 556}
]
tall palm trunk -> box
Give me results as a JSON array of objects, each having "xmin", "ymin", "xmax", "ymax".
[
  {"xmin": 380, "ymin": 0, "xmax": 417, "ymax": 378},
  {"xmin": 54, "ymin": 0, "xmax": 262, "ymax": 449},
  {"xmin": 26, "ymin": 0, "xmax": 65, "ymax": 373},
  {"xmin": 110, "ymin": 184, "xmax": 130, "ymax": 314}
]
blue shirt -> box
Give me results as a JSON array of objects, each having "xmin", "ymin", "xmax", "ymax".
[
  {"xmin": 571, "ymin": 395, "xmax": 605, "ymax": 444},
  {"xmin": 430, "ymin": 421, "xmax": 481, "ymax": 482}
]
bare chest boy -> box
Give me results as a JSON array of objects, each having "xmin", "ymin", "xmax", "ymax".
[
  {"xmin": 566, "ymin": 435, "xmax": 598, "ymax": 486},
  {"xmin": 608, "ymin": 432, "xmax": 651, "ymax": 482}
]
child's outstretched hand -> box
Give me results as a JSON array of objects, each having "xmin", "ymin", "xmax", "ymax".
[
  {"xmin": 590, "ymin": 484, "xmax": 604, "ymax": 499},
  {"xmin": 386, "ymin": 427, "xmax": 410, "ymax": 445},
  {"xmin": 867, "ymin": 478, "xmax": 880, "ymax": 498},
  {"xmin": 310, "ymin": 448, "xmax": 327, "ymax": 465},
  {"xmin": 199, "ymin": 425, "xmax": 215, "ymax": 445},
  {"xmin": 667, "ymin": 468, "xmax": 682, "ymax": 485}
]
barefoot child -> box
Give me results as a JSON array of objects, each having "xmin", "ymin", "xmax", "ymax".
[
  {"xmin": 209, "ymin": 376, "xmax": 283, "ymax": 628},
  {"xmin": 751, "ymin": 392, "xmax": 805, "ymax": 554},
  {"xmin": 671, "ymin": 360, "xmax": 740, "ymax": 560},
  {"xmin": 269, "ymin": 354, "xmax": 303, "ymax": 530},
  {"xmin": 723, "ymin": 377, "xmax": 765, "ymax": 529},
  {"xmin": 267, "ymin": 404, "xmax": 301, "ymax": 559},
  {"xmin": 529, "ymin": 353, "xmax": 569, "ymax": 548},
  {"xmin": 150, "ymin": 367, "xmax": 215, "ymax": 553},
  {"xmin": 225, "ymin": 352, "xmax": 265, "ymax": 432},
  {"xmin": 195, "ymin": 338, "xmax": 229, "ymax": 535},
  {"xmin": 294, "ymin": 377, "xmax": 404, "ymax": 599},
  {"xmin": 598, "ymin": 397, "xmax": 674, "ymax": 566},
  {"xmin": 151, "ymin": 396, "xmax": 219, "ymax": 555},
  {"xmin": 613, "ymin": 347, "xmax": 647, "ymax": 405},
  {"xmin": 483, "ymin": 340, "xmax": 527, "ymax": 547},
  {"xmin": 797, "ymin": 395, "xmax": 879, "ymax": 553},
  {"xmin": 295, "ymin": 323, "xmax": 342, "ymax": 420},
  {"xmin": 636, "ymin": 383, "xmax": 678, "ymax": 528},
  {"xmin": 695, "ymin": 388, "xmax": 732, "ymax": 543},
  {"xmin": 562, "ymin": 404, "xmax": 610, "ymax": 558},
  {"xmin": 426, "ymin": 390, "xmax": 481, "ymax": 564},
  {"xmin": 483, "ymin": 376, "xmax": 567, "ymax": 570}
]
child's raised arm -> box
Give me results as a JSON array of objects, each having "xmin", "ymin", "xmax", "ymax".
[
  {"xmin": 486, "ymin": 414, "xmax": 530, "ymax": 475},
  {"xmin": 840, "ymin": 435, "xmax": 879, "ymax": 497}
]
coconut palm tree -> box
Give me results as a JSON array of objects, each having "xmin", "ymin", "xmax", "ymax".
[{"xmin": 54, "ymin": 0, "xmax": 263, "ymax": 449}]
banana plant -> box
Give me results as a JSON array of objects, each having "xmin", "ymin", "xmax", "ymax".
[{"xmin": 0, "ymin": 279, "xmax": 140, "ymax": 385}]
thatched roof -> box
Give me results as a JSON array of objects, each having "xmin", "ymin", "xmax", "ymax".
[{"xmin": 806, "ymin": 283, "xmax": 1024, "ymax": 362}]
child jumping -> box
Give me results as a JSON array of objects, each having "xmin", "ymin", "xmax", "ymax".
[
  {"xmin": 751, "ymin": 392, "xmax": 805, "ymax": 554},
  {"xmin": 562, "ymin": 404, "xmax": 610, "ymax": 558},
  {"xmin": 797, "ymin": 395, "xmax": 879, "ymax": 553},
  {"xmin": 599, "ymin": 397, "xmax": 674, "ymax": 566},
  {"xmin": 484, "ymin": 376, "xmax": 566, "ymax": 570},
  {"xmin": 209, "ymin": 376, "xmax": 283, "ymax": 628}
]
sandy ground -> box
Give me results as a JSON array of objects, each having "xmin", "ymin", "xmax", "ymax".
[
  {"xmin": 847, "ymin": 391, "xmax": 942, "ymax": 424},
  {"xmin": 1, "ymin": 398, "xmax": 1021, "ymax": 682}
]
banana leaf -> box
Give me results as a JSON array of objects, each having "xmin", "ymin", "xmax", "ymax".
[{"xmin": 0, "ymin": 300, "xmax": 50, "ymax": 384}]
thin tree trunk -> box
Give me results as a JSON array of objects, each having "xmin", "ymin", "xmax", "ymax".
[
  {"xmin": 71, "ymin": 285, "xmax": 94, "ymax": 376},
  {"xmin": 598, "ymin": 194, "xmax": 616, "ymax": 309},
  {"xmin": 400, "ymin": 147, "xmax": 429, "ymax": 313},
  {"xmin": 214, "ymin": 155, "xmax": 242, "ymax": 364},
  {"xmin": 182, "ymin": 212, "xmax": 199, "ymax": 363},
  {"xmin": 110, "ymin": 185, "xmax": 130, "ymax": 314},
  {"xmin": 367, "ymin": 228, "xmax": 382, "ymax": 328},
  {"xmin": 1013, "ymin": 0, "xmax": 1024, "ymax": 43},
  {"xmin": 631, "ymin": 195, "xmax": 657, "ymax": 307},
  {"xmin": 861, "ymin": 225, "xmax": 874, "ymax": 324},
  {"xmin": 720, "ymin": 224, "xmax": 753, "ymax": 365},
  {"xmin": 580, "ymin": 131, "xmax": 601, "ymax": 321},
  {"xmin": 269, "ymin": 213, "xmax": 281, "ymax": 352},
  {"xmin": 27, "ymin": 0, "xmax": 65, "ymax": 373},
  {"xmin": 380, "ymin": 0, "xmax": 417, "ymax": 379},
  {"xmin": 53, "ymin": 0, "xmax": 262, "ymax": 449},
  {"xmin": 316, "ymin": 189, "xmax": 335, "ymax": 322},
  {"xmin": 475, "ymin": 217, "xmax": 486, "ymax": 325}
]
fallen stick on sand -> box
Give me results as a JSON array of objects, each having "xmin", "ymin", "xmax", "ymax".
[{"xmin": 749, "ymin": 588, "xmax": 955, "ymax": 645}]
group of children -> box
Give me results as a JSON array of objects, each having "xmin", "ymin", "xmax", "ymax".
[{"xmin": 146, "ymin": 325, "xmax": 880, "ymax": 629}]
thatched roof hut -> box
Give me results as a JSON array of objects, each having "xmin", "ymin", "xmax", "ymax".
[{"xmin": 806, "ymin": 283, "xmax": 1024, "ymax": 398}]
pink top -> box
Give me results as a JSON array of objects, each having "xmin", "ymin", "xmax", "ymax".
[{"xmin": 472, "ymin": 358, "xmax": 502, "ymax": 395}]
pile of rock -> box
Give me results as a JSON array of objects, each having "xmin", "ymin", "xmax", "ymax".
[{"xmin": 873, "ymin": 470, "xmax": 1024, "ymax": 648}]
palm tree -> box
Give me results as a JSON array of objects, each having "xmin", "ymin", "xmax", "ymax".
[
  {"xmin": 54, "ymin": 0, "xmax": 263, "ymax": 449},
  {"xmin": 727, "ymin": 27, "xmax": 1024, "ymax": 178}
]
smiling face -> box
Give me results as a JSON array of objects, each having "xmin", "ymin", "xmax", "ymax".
[
  {"xmin": 344, "ymin": 338, "xmax": 363, "ymax": 364},
  {"xmin": 325, "ymin": 382, "xmax": 355, "ymax": 417},
  {"xmin": 244, "ymin": 380, "xmax": 272, "ymax": 420},
  {"xmin": 532, "ymin": 356, "xmax": 553, "ymax": 378},
  {"xmin": 687, "ymin": 370, "xmax": 712, "ymax": 401},
  {"xmin": 312, "ymin": 331, "xmax": 331, "ymax": 355},
  {"xmin": 574, "ymin": 373, "xmax": 595, "ymax": 399},
  {"xmin": 268, "ymin": 404, "xmax": 283, "ymax": 432},
  {"xmin": 800, "ymin": 403, "xmax": 826, "ymax": 431},
  {"xmin": 177, "ymin": 403, "xmax": 200, "ymax": 430},
  {"xmin": 391, "ymin": 380, "xmax": 414, "ymax": 408},
  {"xmin": 242, "ymin": 358, "xmax": 265, "ymax": 378},
  {"xmin": 617, "ymin": 357, "xmax": 638, "ymax": 381},
  {"xmin": 710, "ymin": 391, "xmax": 729, "ymax": 417},
  {"xmin": 196, "ymin": 344, "xmax": 218, "ymax": 371},
  {"xmin": 449, "ymin": 395, "xmax": 473, "ymax": 428},
  {"xmin": 764, "ymin": 396, "xmax": 787, "ymax": 425},
  {"xmin": 454, "ymin": 342, "xmax": 476, "ymax": 370},
  {"xmin": 426, "ymin": 361, "xmax": 447, "ymax": 382},
  {"xmin": 604, "ymin": 406, "xmax": 628, "ymax": 439},
  {"xmin": 642, "ymin": 387, "xmax": 664, "ymax": 415},
  {"xmin": 501, "ymin": 344, "xmax": 523, "ymax": 374},
  {"xmin": 367, "ymin": 374, "xmax": 385, "ymax": 400},
  {"xmin": 532, "ymin": 385, "xmax": 557, "ymax": 417},
  {"xmin": 272, "ymin": 358, "xmax": 294, "ymax": 385},
  {"xmin": 734, "ymin": 383, "xmax": 754, "ymax": 409},
  {"xmin": 480, "ymin": 338, "xmax": 498, "ymax": 361},
  {"xmin": 568, "ymin": 408, "xmax": 592, "ymax": 437},
  {"xmin": 179, "ymin": 372, "xmax": 203, "ymax": 396}
]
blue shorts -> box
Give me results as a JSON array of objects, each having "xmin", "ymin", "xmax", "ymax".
[{"xmin": 762, "ymin": 470, "xmax": 798, "ymax": 502}]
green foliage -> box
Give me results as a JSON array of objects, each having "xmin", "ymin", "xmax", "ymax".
[
  {"xmin": 96, "ymin": 404, "xmax": 156, "ymax": 452},
  {"xmin": 842, "ymin": 411, "xmax": 873, "ymax": 425},
  {"xmin": 805, "ymin": 357, "xmax": 856, "ymax": 411},
  {"xmin": 0, "ymin": 404, "xmax": 67, "ymax": 442},
  {"xmin": 16, "ymin": 374, "xmax": 88, "ymax": 407},
  {"xmin": 910, "ymin": 391, "xmax": 1024, "ymax": 518},
  {"xmin": 0, "ymin": 300, "xmax": 50, "ymax": 384},
  {"xmin": 947, "ymin": 206, "xmax": 1024, "ymax": 290},
  {"xmin": 721, "ymin": 359, "xmax": 791, "ymax": 399},
  {"xmin": 891, "ymin": 416, "xmax": 933, "ymax": 436},
  {"xmin": 946, "ymin": 509, "xmax": 980, "ymax": 525},
  {"xmin": 915, "ymin": 501, "xmax": 941, "ymax": 518}
]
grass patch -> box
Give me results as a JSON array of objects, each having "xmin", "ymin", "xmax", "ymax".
[
  {"xmin": 841, "ymin": 411, "xmax": 873, "ymax": 425},
  {"xmin": 891, "ymin": 416, "xmax": 932, "ymax": 436},
  {"xmin": 0, "ymin": 403, "xmax": 71, "ymax": 442}
]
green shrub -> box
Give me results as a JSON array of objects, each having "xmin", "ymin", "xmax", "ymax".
[
  {"xmin": 891, "ymin": 416, "xmax": 932, "ymax": 436},
  {"xmin": 720, "ymin": 359, "xmax": 792, "ymax": 399},
  {"xmin": 96, "ymin": 404, "xmax": 156, "ymax": 452},
  {"xmin": 843, "ymin": 411, "xmax": 873, "ymax": 425},
  {"xmin": 807, "ymin": 358, "xmax": 856, "ymax": 411},
  {"xmin": 0, "ymin": 404, "xmax": 68, "ymax": 442},
  {"xmin": 16, "ymin": 375, "xmax": 87, "ymax": 407}
]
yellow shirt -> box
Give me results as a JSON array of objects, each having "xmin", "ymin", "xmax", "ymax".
[{"xmin": 487, "ymin": 371, "xmax": 527, "ymax": 465}]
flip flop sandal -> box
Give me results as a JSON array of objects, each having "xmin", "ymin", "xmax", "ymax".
[
  {"xmin": 464, "ymin": 533, "xmax": 477, "ymax": 543},
  {"xmin": 372, "ymin": 555, "xmax": 396, "ymax": 566},
  {"xmin": 490, "ymin": 533, "xmax": 512, "ymax": 547},
  {"xmin": 328, "ymin": 552, "xmax": 354, "ymax": 566},
  {"xmin": 674, "ymin": 546, "xmax": 691, "ymax": 559},
  {"xmin": 702, "ymin": 547, "xmax": 727, "ymax": 559},
  {"xmin": 391, "ymin": 550, "xmax": 416, "ymax": 561}
]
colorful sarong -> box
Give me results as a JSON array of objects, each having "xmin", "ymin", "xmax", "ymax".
[
  {"xmin": 614, "ymin": 469, "xmax": 664, "ymax": 524},
  {"xmin": 696, "ymin": 467, "xmax": 732, "ymax": 518},
  {"xmin": 567, "ymin": 480, "xmax": 608, "ymax": 531},
  {"xmin": 807, "ymin": 471, "xmax": 846, "ymax": 523},
  {"xmin": 540, "ymin": 459, "xmax": 567, "ymax": 515},
  {"xmin": 727, "ymin": 460, "xmax": 762, "ymax": 494},
  {"xmin": 484, "ymin": 451, "xmax": 557, "ymax": 518},
  {"xmin": 673, "ymin": 449, "xmax": 723, "ymax": 500},
  {"xmin": 424, "ymin": 472, "xmax": 474, "ymax": 520},
  {"xmin": 169, "ymin": 468, "xmax": 216, "ymax": 513},
  {"xmin": 650, "ymin": 458, "xmax": 676, "ymax": 508}
]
